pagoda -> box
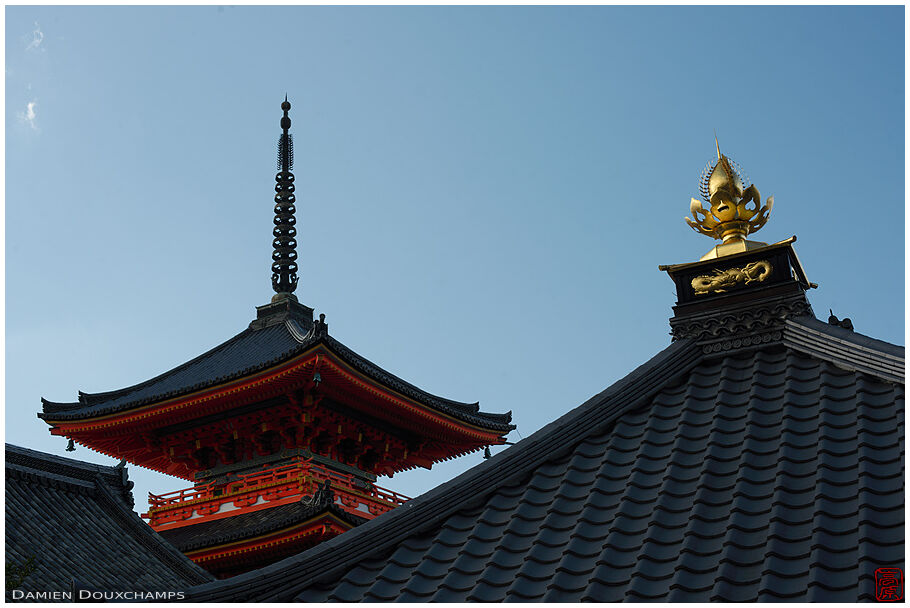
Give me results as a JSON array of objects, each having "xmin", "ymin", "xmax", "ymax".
[{"xmin": 38, "ymin": 98, "xmax": 514, "ymax": 579}]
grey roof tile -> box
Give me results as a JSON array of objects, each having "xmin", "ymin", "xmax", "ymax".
[
  {"xmin": 409, "ymin": 555, "xmax": 454, "ymax": 582},
  {"xmin": 707, "ymin": 579, "xmax": 758, "ymax": 602},
  {"xmin": 327, "ymin": 579, "xmax": 371, "ymax": 602},
  {"xmin": 478, "ymin": 561, "xmax": 524, "ymax": 585},
  {"xmin": 5, "ymin": 445, "xmax": 210, "ymax": 597},
  {"xmin": 401, "ymin": 569, "xmax": 450, "ymax": 595},
  {"xmin": 182, "ymin": 329, "xmax": 903, "ymax": 602},
  {"xmin": 421, "ymin": 538, "xmax": 462, "ymax": 564},
  {"xmin": 434, "ymin": 569, "xmax": 481, "ymax": 594}
]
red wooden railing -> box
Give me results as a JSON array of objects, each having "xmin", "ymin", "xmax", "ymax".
[{"xmin": 144, "ymin": 457, "xmax": 409, "ymax": 528}]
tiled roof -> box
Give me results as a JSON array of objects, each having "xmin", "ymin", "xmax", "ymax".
[
  {"xmin": 182, "ymin": 316, "xmax": 904, "ymax": 602},
  {"xmin": 159, "ymin": 498, "xmax": 367, "ymax": 553},
  {"xmin": 40, "ymin": 311, "xmax": 512, "ymax": 432},
  {"xmin": 5, "ymin": 445, "xmax": 211, "ymax": 597},
  {"xmin": 40, "ymin": 322, "xmax": 303, "ymax": 417}
]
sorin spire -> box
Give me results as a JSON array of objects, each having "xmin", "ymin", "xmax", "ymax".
[{"xmin": 271, "ymin": 96, "xmax": 299, "ymax": 298}]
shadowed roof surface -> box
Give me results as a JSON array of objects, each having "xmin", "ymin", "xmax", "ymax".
[
  {"xmin": 182, "ymin": 316, "xmax": 904, "ymax": 602},
  {"xmin": 5, "ymin": 445, "xmax": 212, "ymax": 598}
]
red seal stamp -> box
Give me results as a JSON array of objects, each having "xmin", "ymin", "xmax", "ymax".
[{"xmin": 875, "ymin": 568, "xmax": 904, "ymax": 602}]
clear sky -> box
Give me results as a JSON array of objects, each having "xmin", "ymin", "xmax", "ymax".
[{"xmin": 6, "ymin": 6, "xmax": 905, "ymax": 512}]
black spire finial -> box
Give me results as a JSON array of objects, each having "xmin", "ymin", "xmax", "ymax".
[{"xmin": 272, "ymin": 97, "xmax": 298, "ymax": 298}]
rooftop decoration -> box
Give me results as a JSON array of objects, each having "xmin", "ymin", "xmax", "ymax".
[
  {"xmin": 272, "ymin": 96, "xmax": 299, "ymax": 299},
  {"xmin": 685, "ymin": 137, "xmax": 775, "ymax": 260}
]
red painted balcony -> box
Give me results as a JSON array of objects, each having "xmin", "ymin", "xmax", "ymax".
[{"xmin": 142, "ymin": 457, "xmax": 409, "ymax": 530}]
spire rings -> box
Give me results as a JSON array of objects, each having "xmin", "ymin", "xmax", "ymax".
[{"xmin": 271, "ymin": 114, "xmax": 299, "ymax": 295}]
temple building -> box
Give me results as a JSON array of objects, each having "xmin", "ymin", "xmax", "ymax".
[
  {"xmin": 184, "ymin": 142, "xmax": 904, "ymax": 602},
  {"xmin": 10, "ymin": 110, "xmax": 902, "ymax": 601},
  {"xmin": 36, "ymin": 99, "xmax": 514, "ymax": 579}
]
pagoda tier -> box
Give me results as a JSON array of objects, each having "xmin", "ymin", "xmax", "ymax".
[
  {"xmin": 40, "ymin": 301, "xmax": 513, "ymax": 481},
  {"xmin": 148, "ymin": 457, "xmax": 388, "ymax": 579}
]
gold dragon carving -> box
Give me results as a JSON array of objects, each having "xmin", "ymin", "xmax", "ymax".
[{"xmin": 692, "ymin": 260, "xmax": 772, "ymax": 295}]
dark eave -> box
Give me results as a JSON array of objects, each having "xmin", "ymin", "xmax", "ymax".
[{"xmin": 39, "ymin": 316, "xmax": 513, "ymax": 433}]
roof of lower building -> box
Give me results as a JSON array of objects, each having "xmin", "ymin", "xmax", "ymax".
[
  {"xmin": 39, "ymin": 301, "xmax": 512, "ymax": 433},
  {"xmin": 5, "ymin": 445, "xmax": 212, "ymax": 597},
  {"xmin": 181, "ymin": 242, "xmax": 904, "ymax": 603}
]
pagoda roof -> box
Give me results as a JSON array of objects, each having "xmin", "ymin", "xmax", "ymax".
[
  {"xmin": 39, "ymin": 308, "xmax": 512, "ymax": 434},
  {"xmin": 5, "ymin": 444, "xmax": 211, "ymax": 597},
  {"xmin": 181, "ymin": 249, "xmax": 905, "ymax": 602}
]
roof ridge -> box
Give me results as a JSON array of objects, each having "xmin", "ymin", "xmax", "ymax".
[
  {"xmin": 789, "ymin": 315, "xmax": 904, "ymax": 355},
  {"xmin": 6, "ymin": 443, "xmax": 139, "ymax": 510},
  {"xmin": 783, "ymin": 317, "xmax": 904, "ymax": 383},
  {"xmin": 6, "ymin": 461, "xmax": 99, "ymax": 495},
  {"xmin": 183, "ymin": 338, "xmax": 704, "ymax": 602},
  {"xmin": 6, "ymin": 443, "xmax": 122, "ymax": 481},
  {"xmin": 285, "ymin": 318, "xmax": 313, "ymax": 343},
  {"xmin": 90, "ymin": 471, "xmax": 213, "ymax": 584}
]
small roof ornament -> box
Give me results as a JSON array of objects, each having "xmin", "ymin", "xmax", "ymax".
[{"xmin": 685, "ymin": 136, "xmax": 774, "ymax": 260}]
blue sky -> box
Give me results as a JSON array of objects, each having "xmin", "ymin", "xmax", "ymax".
[{"xmin": 6, "ymin": 6, "xmax": 905, "ymax": 511}]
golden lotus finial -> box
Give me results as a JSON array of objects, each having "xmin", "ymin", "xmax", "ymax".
[{"xmin": 685, "ymin": 137, "xmax": 773, "ymax": 244}]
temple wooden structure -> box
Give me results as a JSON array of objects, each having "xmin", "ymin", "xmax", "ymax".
[{"xmin": 39, "ymin": 99, "xmax": 513, "ymax": 578}]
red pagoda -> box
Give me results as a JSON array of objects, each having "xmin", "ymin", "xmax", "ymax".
[{"xmin": 38, "ymin": 98, "xmax": 514, "ymax": 579}]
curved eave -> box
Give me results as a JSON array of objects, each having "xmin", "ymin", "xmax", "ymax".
[
  {"xmin": 313, "ymin": 344, "xmax": 513, "ymax": 437},
  {"xmin": 321, "ymin": 333, "xmax": 513, "ymax": 427},
  {"xmin": 182, "ymin": 511, "xmax": 356, "ymax": 565},
  {"xmin": 45, "ymin": 349, "xmax": 509, "ymax": 440},
  {"xmin": 43, "ymin": 325, "xmax": 278, "ymax": 412},
  {"xmin": 40, "ymin": 320, "xmax": 513, "ymax": 433},
  {"xmin": 163, "ymin": 503, "xmax": 364, "ymax": 554},
  {"xmin": 43, "ymin": 343, "xmax": 325, "ymax": 429},
  {"xmin": 39, "ymin": 323, "xmax": 304, "ymax": 416}
]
